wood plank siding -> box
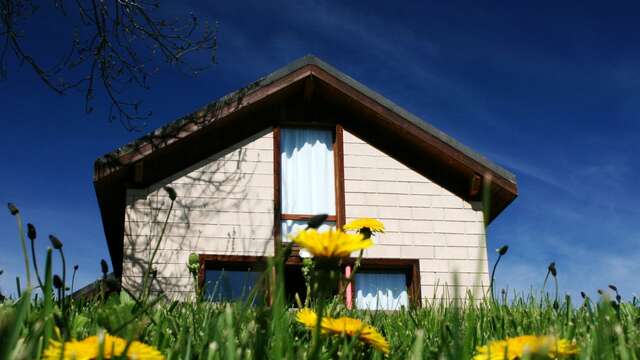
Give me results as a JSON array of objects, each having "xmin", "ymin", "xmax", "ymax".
[
  {"xmin": 121, "ymin": 129, "xmax": 275, "ymax": 299},
  {"xmin": 120, "ymin": 126, "xmax": 489, "ymax": 302},
  {"xmin": 343, "ymin": 130, "xmax": 489, "ymax": 300}
]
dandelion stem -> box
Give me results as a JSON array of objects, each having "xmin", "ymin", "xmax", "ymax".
[
  {"xmin": 14, "ymin": 212, "xmax": 32, "ymax": 290},
  {"xmin": 59, "ymin": 247, "xmax": 67, "ymax": 300},
  {"xmin": 542, "ymin": 269, "xmax": 550, "ymax": 292},
  {"xmin": 489, "ymin": 253, "xmax": 503, "ymax": 301},
  {"xmin": 71, "ymin": 266, "xmax": 78, "ymax": 295},
  {"xmin": 30, "ymin": 236, "xmax": 44, "ymax": 289},
  {"xmin": 142, "ymin": 195, "xmax": 175, "ymax": 301},
  {"xmin": 308, "ymin": 301, "xmax": 326, "ymax": 360}
]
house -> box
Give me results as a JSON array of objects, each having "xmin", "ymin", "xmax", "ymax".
[{"xmin": 93, "ymin": 55, "xmax": 518, "ymax": 309}]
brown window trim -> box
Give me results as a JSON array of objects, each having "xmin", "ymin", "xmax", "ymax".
[
  {"xmin": 344, "ymin": 258, "xmax": 422, "ymax": 309},
  {"xmin": 334, "ymin": 125, "xmax": 346, "ymax": 228},
  {"xmin": 273, "ymin": 124, "xmax": 346, "ymax": 253},
  {"xmin": 281, "ymin": 214, "xmax": 337, "ymax": 222},
  {"xmin": 198, "ymin": 254, "xmax": 267, "ymax": 299},
  {"xmin": 273, "ymin": 126, "xmax": 282, "ymax": 251}
]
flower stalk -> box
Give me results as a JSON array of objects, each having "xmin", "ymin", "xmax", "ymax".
[
  {"xmin": 9, "ymin": 202, "xmax": 31, "ymax": 290},
  {"xmin": 489, "ymin": 245, "xmax": 508, "ymax": 301},
  {"xmin": 27, "ymin": 223, "xmax": 44, "ymax": 289}
]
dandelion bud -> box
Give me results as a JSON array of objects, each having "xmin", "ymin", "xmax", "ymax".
[
  {"xmin": 164, "ymin": 186, "xmax": 177, "ymax": 201},
  {"xmin": 7, "ymin": 203, "xmax": 19, "ymax": 215},
  {"xmin": 616, "ymin": 294, "xmax": 621, "ymax": 303},
  {"xmin": 27, "ymin": 223, "xmax": 36, "ymax": 240},
  {"xmin": 187, "ymin": 253, "xmax": 199, "ymax": 275},
  {"xmin": 151, "ymin": 268, "xmax": 158, "ymax": 279},
  {"xmin": 49, "ymin": 235, "xmax": 63, "ymax": 249},
  {"xmin": 548, "ymin": 262, "xmax": 557, "ymax": 277},
  {"xmin": 53, "ymin": 274, "xmax": 63, "ymax": 289},
  {"xmin": 497, "ymin": 245, "xmax": 509, "ymax": 256},
  {"xmin": 73, "ymin": 265, "xmax": 79, "ymax": 271},
  {"xmin": 100, "ymin": 259, "xmax": 109, "ymax": 275},
  {"xmin": 306, "ymin": 214, "xmax": 328, "ymax": 229},
  {"xmin": 608, "ymin": 284, "xmax": 618, "ymax": 292},
  {"xmin": 580, "ymin": 291, "xmax": 587, "ymax": 299},
  {"xmin": 597, "ymin": 289, "xmax": 604, "ymax": 295},
  {"xmin": 188, "ymin": 253, "xmax": 199, "ymax": 267},
  {"xmin": 553, "ymin": 300, "xmax": 559, "ymax": 310}
]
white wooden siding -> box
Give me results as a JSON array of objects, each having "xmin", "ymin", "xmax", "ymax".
[
  {"xmin": 343, "ymin": 130, "xmax": 489, "ymax": 301},
  {"xmin": 121, "ymin": 127, "xmax": 490, "ymax": 302},
  {"xmin": 122, "ymin": 129, "xmax": 274, "ymax": 299}
]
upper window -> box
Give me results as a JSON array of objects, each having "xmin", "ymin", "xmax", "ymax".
[{"xmin": 280, "ymin": 128, "xmax": 336, "ymax": 240}]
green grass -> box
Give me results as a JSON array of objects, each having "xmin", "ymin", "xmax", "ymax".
[
  {"xmin": 2, "ymin": 270, "xmax": 640, "ymax": 359},
  {"xmin": 3, "ymin": 197, "xmax": 640, "ymax": 359}
]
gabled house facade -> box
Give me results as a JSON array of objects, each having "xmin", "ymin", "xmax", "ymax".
[{"xmin": 93, "ymin": 55, "xmax": 517, "ymax": 308}]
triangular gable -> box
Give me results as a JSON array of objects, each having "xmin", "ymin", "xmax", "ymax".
[{"xmin": 94, "ymin": 55, "xmax": 517, "ymax": 275}]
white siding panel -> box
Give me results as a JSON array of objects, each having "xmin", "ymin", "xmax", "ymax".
[
  {"xmin": 343, "ymin": 130, "xmax": 489, "ymax": 302},
  {"xmin": 122, "ymin": 129, "xmax": 275, "ymax": 298}
]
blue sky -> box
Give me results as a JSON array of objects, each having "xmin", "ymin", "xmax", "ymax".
[{"xmin": 1, "ymin": 1, "xmax": 639, "ymax": 300}]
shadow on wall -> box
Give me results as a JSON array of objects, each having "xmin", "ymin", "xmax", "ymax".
[{"xmin": 122, "ymin": 129, "xmax": 275, "ymax": 298}]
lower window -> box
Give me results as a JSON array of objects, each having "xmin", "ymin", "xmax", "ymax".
[
  {"xmin": 351, "ymin": 260, "xmax": 420, "ymax": 310},
  {"xmin": 354, "ymin": 271, "xmax": 409, "ymax": 310},
  {"xmin": 203, "ymin": 268, "xmax": 260, "ymax": 301},
  {"xmin": 200, "ymin": 255, "xmax": 265, "ymax": 303}
]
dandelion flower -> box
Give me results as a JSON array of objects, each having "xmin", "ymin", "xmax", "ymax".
[
  {"xmin": 295, "ymin": 309, "xmax": 389, "ymax": 354},
  {"xmin": 43, "ymin": 333, "xmax": 164, "ymax": 360},
  {"xmin": 322, "ymin": 316, "xmax": 390, "ymax": 354},
  {"xmin": 292, "ymin": 229, "xmax": 372, "ymax": 258},
  {"xmin": 296, "ymin": 307, "xmax": 318, "ymax": 328},
  {"xmin": 343, "ymin": 218, "xmax": 385, "ymax": 233},
  {"xmin": 474, "ymin": 335, "xmax": 579, "ymax": 360}
]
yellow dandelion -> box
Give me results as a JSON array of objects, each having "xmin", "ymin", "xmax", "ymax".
[
  {"xmin": 295, "ymin": 309, "xmax": 390, "ymax": 354},
  {"xmin": 292, "ymin": 228, "xmax": 372, "ymax": 258},
  {"xmin": 322, "ymin": 316, "xmax": 390, "ymax": 354},
  {"xmin": 474, "ymin": 335, "xmax": 579, "ymax": 360},
  {"xmin": 296, "ymin": 307, "xmax": 318, "ymax": 328},
  {"xmin": 343, "ymin": 218, "xmax": 385, "ymax": 233},
  {"xmin": 43, "ymin": 333, "xmax": 164, "ymax": 360}
]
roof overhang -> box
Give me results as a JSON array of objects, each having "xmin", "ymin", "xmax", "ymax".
[{"xmin": 94, "ymin": 55, "xmax": 518, "ymax": 276}]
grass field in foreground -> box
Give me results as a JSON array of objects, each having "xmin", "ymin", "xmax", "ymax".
[
  {"xmin": 3, "ymin": 198, "xmax": 639, "ymax": 359},
  {"xmin": 2, "ymin": 276, "xmax": 639, "ymax": 359}
]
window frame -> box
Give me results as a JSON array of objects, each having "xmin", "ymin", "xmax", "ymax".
[
  {"xmin": 345, "ymin": 258, "xmax": 422, "ymax": 309},
  {"xmin": 273, "ymin": 124, "xmax": 345, "ymax": 250}
]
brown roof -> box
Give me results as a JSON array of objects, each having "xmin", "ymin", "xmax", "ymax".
[{"xmin": 94, "ymin": 55, "xmax": 518, "ymax": 276}]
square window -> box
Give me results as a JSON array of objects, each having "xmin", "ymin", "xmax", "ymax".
[
  {"xmin": 203, "ymin": 268, "xmax": 260, "ymax": 302},
  {"xmin": 354, "ymin": 270, "xmax": 409, "ymax": 310},
  {"xmin": 200, "ymin": 257, "xmax": 266, "ymax": 303}
]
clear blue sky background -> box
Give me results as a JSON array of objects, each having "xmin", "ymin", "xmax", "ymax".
[{"xmin": 1, "ymin": 1, "xmax": 638, "ymax": 300}]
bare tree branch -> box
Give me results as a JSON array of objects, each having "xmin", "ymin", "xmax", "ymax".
[{"xmin": 0, "ymin": 0, "xmax": 217, "ymax": 130}]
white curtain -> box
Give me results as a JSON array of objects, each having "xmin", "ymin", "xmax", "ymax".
[
  {"xmin": 281, "ymin": 128, "xmax": 335, "ymax": 215},
  {"xmin": 281, "ymin": 220, "xmax": 336, "ymax": 253},
  {"xmin": 355, "ymin": 272, "xmax": 409, "ymax": 310}
]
